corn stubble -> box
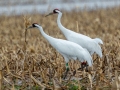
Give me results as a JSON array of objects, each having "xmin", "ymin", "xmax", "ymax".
[{"xmin": 0, "ymin": 7, "xmax": 120, "ymax": 90}]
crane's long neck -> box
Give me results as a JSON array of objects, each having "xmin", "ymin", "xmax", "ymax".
[
  {"xmin": 57, "ymin": 12, "xmax": 70, "ymax": 36},
  {"xmin": 37, "ymin": 26, "xmax": 55, "ymax": 45}
]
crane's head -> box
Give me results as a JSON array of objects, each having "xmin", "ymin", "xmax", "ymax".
[
  {"xmin": 26, "ymin": 23, "xmax": 39, "ymax": 30},
  {"xmin": 45, "ymin": 9, "xmax": 60, "ymax": 17},
  {"xmin": 53, "ymin": 9, "xmax": 60, "ymax": 13}
]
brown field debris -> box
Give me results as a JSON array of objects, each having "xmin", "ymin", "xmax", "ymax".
[{"xmin": 0, "ymin": 7, "xmax": 120, "ymax": 90}]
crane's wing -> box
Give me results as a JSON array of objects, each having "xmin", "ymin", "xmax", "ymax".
[{"xmin": 53, "ymin": 39, "xmax": 84, "ymax": 57}]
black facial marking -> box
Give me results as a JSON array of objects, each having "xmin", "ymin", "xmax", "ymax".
[
  {"xmin": 32, "ymin": 23, "xmax": 38, "ymax": 27},
  {"xmin": 53, "ymin": 9, "xmax": 60, "ymax": 13}
]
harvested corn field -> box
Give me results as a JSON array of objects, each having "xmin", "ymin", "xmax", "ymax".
[{"xmin": 0, "ymin": 7, "xmax": 120, "ymax": 90}]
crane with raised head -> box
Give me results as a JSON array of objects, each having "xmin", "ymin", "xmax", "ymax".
[
  {"xmin": 46, "ymin": 9, "xmax": 103, "ymax": 58},
  {"xmin": 26, "ymin": 23, "xmax": 93, "ymax": 79}
]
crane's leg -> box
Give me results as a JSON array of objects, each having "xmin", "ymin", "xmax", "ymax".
[
  {"xmin": 81, "ymin": 62, "xmax": 87, "ymax": 69},
  {"xmin": 63, "ymin": 63, "xmax": 69, "ymax": 79},
  {"xmin": 61, "ymin": 53, "xmax": 69, "ymax": 79},
  {"xmin": 66, "ymin": 63, "xmax": 69, "ymax": 71},
  {"xmin": 80, "ymin": 62, "xmax": 88, "ymax": 71},
  {"xmin": 61, "ymin": 55, "xmax": 69, "ymax": 79},
  {"xmin": 73, "ymin": 62, "xmax": 88, "ymax": 73}
]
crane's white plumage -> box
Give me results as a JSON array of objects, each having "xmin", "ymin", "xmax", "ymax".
[
  {"xmin": 93, "ymin": 38, "xmax": 103, "ymax": 44},
  {"xmin": 46, "ymin": 9, "xmax": 103, "ymax": 58},
  {"xmin": 27, "ymin": 23, "xmax": 93, "ymax": 67}
]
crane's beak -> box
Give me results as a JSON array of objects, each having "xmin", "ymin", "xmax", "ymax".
[
  {"xmin": 45, "ymin": 12, "xmax": 54, "ymax": 17},
  {"xmin": 25, "ymin": 26, "xmax": 33, "ymax": 30}
]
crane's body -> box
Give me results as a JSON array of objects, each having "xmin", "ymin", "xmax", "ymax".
[
  {"xmin": 50, "ymin": 38, "xmax": 93, "ymax": 65},
  {"xmin": 59, "ymin": 28, "xmax": 102, "ymax": 56},
  {"xmin": 46, "ymin": 9, "xmax": 103, "ymax": 58},
  {"xmin": 27, "ymin": 23, "xmax": 93, "ymax": 67}
]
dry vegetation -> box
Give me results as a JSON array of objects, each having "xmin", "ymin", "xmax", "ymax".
[{"xmin": 0, "ymin": 7, "xmax": 120, "ymax": 90}]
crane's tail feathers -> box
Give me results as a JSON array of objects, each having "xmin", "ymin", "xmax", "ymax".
[
  {"xmin": 96, "ymin": 44, "xmax": 102, "ymax": 58},
  {"xmin": 94, "ymin": 43, "xmax": 102, "ymax": 58},
  {"xmin": 87, "ymin": 58, "xmax": 93, "ymax": 67},
  {"xmin": 84, "ymin": 50, "xmax": 93, "ymax": 66},
  {"xmin": 94, "ymin": 38, "xmax": 103, "ymax": 44}
]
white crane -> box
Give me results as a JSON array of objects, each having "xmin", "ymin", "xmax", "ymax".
[
  {"xmin": 26, "ymin": 23, "xmax": 93, "ymax": 78},
  {"xmin": 46, "ymin": 9, "xmax": 103, "ymax": 58}
]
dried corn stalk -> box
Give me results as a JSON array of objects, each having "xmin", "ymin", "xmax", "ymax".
[
  {"xmin": 115, "ymin": 70, "xmax": 119, "ymax": 90},
  {"xmin": 11, "ymin": 84, "xmax": 15, "ymax": 90},
  {"xmin": 0, "ymin": 68, "xmax": 2, "ymax": 90},
  {"xmin": 23, "ymin": 16, "xmax": 31, "ymax": 43},
  {"xmin": 88, "ymin": 73, "xmax": 92, "ymax": 88}
]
